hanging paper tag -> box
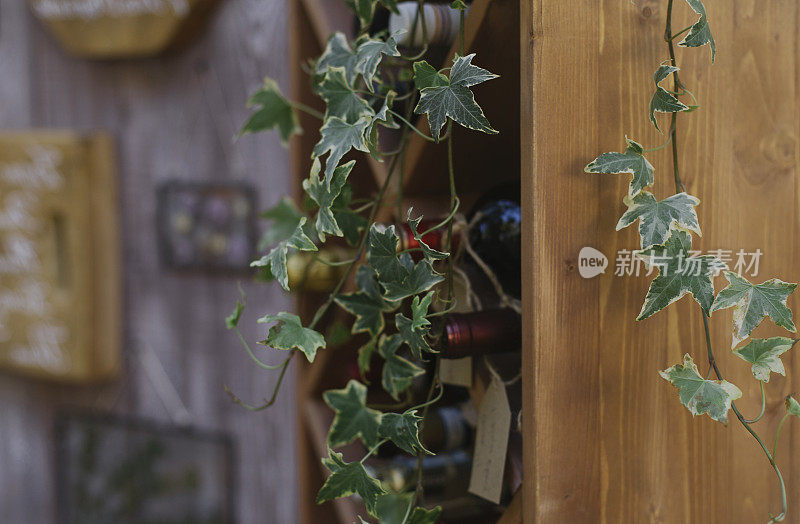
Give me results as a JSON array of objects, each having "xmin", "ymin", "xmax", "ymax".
[
  {"xmin": 439, "ymin": 356, "xmax": 472, "ymax": 387},
  {"xmin": 468, "ymin": 374, "xmax": 511, "ymax": 503}
]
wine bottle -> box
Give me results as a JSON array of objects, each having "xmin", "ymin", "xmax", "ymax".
[
  {"xmin": 388, "ymin": 2, "xmax": 469, "ymax": 48},
  {"xmin": 366, "ymin": 449, "xmax": 472, "ymax": 498},
  {"xmin": 396, "ymin": 219, "xmax": 462, "ymax": 259},
  {"xmin": 436, "ymin": 309, "xmax": 521, "ymax": 359},
  {"xmin": 285, "ymin": 248, "xmax": 349, "ymax": 292},
  {"xmin": 419, "ymin": 405, "xmax": 473, "ymax": 453}
]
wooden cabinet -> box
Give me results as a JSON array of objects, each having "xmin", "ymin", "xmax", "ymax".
[{"xmin": 291, "ymin": 0, "xmax": 800, "ymax": 522}]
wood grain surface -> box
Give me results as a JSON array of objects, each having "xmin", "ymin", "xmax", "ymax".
[
  {"xmin": 0, "ymin": 1, "xmax": 298, "ymax": 522},
  {"xmin": 524, "ymin": 0, "xmax": 800, "ymax": 522}
]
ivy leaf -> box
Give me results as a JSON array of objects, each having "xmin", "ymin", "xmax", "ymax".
[
  {"xmin": 240, "ymin": 78, "xmax": 301, "ymax": 146},
  {"xmin": 358, "ymin": 337, "xmax": 378, "ymax": 376},
  {"xmin": 225, "ymin": 287, "xmax": 246, "ymax": 329},
  {"xmin": 411, "ymin": 290, "xmax": 434, "ymax": 330},
  {"xmin": 395, "ymin": 292, "xmax": 435, "ymax": 360},
  {"xmin": 679, "ymin": 0, "xmax": 716, "ymax": 63},
  {"xmin": 313, "ymin": 116, "xmax": 370, "ymax": 182},
  {"xmin": 584, "ymin": 138, "xmax": 654, "ymax": 197},
  {"xmin": 660, "ymin": 354, "xmax": 742, "ymax": 424},
  {"xmin": 318, "ymin": 67, "xmax": 374, "ymax": 123},
  {"xmin": 318, "ymin": 449, "xmax": 385, "ymax": 515},
  {"xmin": 407, "ymin": 209, "xmax": 449, "ymax": 260},
  {"xmin": 356, "ymin": 34, "xmax": 401, "ymax": 92},
  {"xmin": 407, "ymin": 506, "xmax": 442, "ymax": 524},
  {"xmin": 636, "ymin": 230, "xmax": 726, "ymax": 320},
  {"xmin": 379, "ymin": 334, "xmax": 425, "ymax": 400},
  {"xmin": 351, "ymin": 0, "xmax": 398, "ymax": 29},
  {"xmin": 378, "ymin": 410, "xmax": 431, "ymax": 455},
  {"xmin": 251, "ymin": 217, "xmax": 317, "ymax": 291},
  {"xmin": 323, "ymin": 380, "xmax": 382, "ymax": 448},
  {"xmin": 414, "ymin": 54, "xmax": 498, "ymax": 141},
  {"xmin": 649, "ymin": 64, "xmax": 689, "ymax": 132},
  {"xmin": 710, "ymin": 272, "xmax": 797, "ymax": 348},
  {"xmin": 413, "ymin": 61, "xmax": 449, "ymax": 90},
  {"xmin": 367, "ymin": 91, "xmax": 400, "ymax": 159},
  {"xmin": 258, "ymin": 311, "xmax": 326, "ymax": 363},
  {"xmin": 336, "ymin": 266, "xmax": 399, "ymax": 338},
  {"xmin": 367, "ymin": 225, "xmax": 408, "ymax": 283},
  {"xmin": 786, "ymin": 396, "xmax": 800, "ymax": 417},
  {"xmin": 733, "ymin": 337, "xmax": 796, "ymax": 382},
  {"xmin": 616, "ymin": 191, "xmax": 701, "ymax": 249},
  {"xmin": 303, "ymin": 158, "xmax": 356, "ymax": 242},
  {"xmin": 258, "ymin": 197, "xmax": 305, "ymax": 250},
  {"xmin": 332, "ymin": 185, "xmax": 368, "ymax": 246},
  {"xmin": 316, "ymin": 33, "xmax": 359, "ymax": 84},
  {"xmin": 382, "ymin": 260, "xmax": 444, "ymax": 301}
]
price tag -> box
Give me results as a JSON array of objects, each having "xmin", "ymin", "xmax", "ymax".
[
  {"xmin": 468, "ymin": 374, "xmax": 511, "ymax": 503},
  {"xmin": 439, "ymin": 356, "xmax": 472, "ymax": 387}
]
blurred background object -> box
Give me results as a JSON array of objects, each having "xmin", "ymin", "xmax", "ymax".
[{"xmin": 0, "ymin": 0, "xmax": 297, "ymax": 522}]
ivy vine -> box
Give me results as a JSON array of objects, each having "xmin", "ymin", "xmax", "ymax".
[
  {"xmin": 586, "ymin": 1, "xmax": 798, "ymax": 522},
  {"xmin": 227, "ymin": 0, "xmax": 497, "ymax": 521}
]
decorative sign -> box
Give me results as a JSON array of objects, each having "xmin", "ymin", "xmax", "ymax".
[
  {"xmin": 0, "ymin": 132, "xmax": 120, "ymax": 382},
  {"xmin": 56, "ymin": 411, "xmax": 235, "ymax": 523},
  {"xmin": 28, "ymin": 0, "xmax": 218, "ymax": 59},
  {"xmin": 157, "ymin": 181, "xmax": 256, "ymax": 273}
]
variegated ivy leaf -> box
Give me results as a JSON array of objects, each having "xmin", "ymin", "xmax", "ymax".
[
  {"xmin": 710, "ymin": 271, "xmax": 797, "ymax": 348},
  {"xmin": 303, "ymin": 159, "xmax": 355, "ymax": 242},
  {"xmin": 318, "ymin": 67, "xmax": 374, "ymax": 123},
  {"xmin": 240, "ymin": 78, "xmax": 301, "ymax": 146},
  {"xmin": 379, "ymin": 334, "xmax": 425, "ymax": 400},
  {"xmin": 331, "ymin": 184, "xmax": 368, "ymax": 246},
  {"xmin": 375, "ymin": 493, "xmax": 443, "ymax": 524},
  {"xmin": 257, "ymin": 311, "xmax": 326, "ymax": 363},
  {"xmin": 313, "ymin": 116, "xmax": 370, "ymax": 182},
  {"xmin": 413, "ymin": 61, "xmax": 449, "ymax": 90},
  {"xmin": 378, "ymin": 410, "xmax": 431, "ymax": 456},
  {"xmin": 649, "ymin": 63, "xmax": 689, "ymax": 132},
  {"xmin": 317, "ymin": 32, "xmax": 400, "ymax": 89},
  {"xmin": 358, "ymin": 336, "xmax": 378, "ymax": 376},
  {"xmin": 367, "ymin": 224, "xmax": 408, "ymax": 283},
  {"xmin": 258, "ymin": 197, "xmax": 304, "ymax": 250},
  {"xmin": 414, "ymin": 54, "xmax": 498, "ymax": 141},
  {"xmin": 356, "ymin": 33, "xmax": 401, "ymax": 91},
  {"xmin": 786, "ymin": 396, "xmax": 800, "ymax": 417},
  {"xmin": 336, "ymin": 266, "xmax": 399, "ymax": 338},
  {"xmin": 636, "ymin": 230, "xmax": 726, "ymax": 320},
  {"xmin": 382, "ymin": 260, "xmax": 444, "ymax": 301},
  {"xmin": 395, "ymin": 292, "xmax": 436, "ymax": 360},
  {"xmin": 679, "ymin": 0, "xmax": 716, "ymax": 63},
  {"xmin": 660, "ymin": 353, "xmax": 742, "ymax": 424},
  {"xmin": 316, "ymin": 33, "xmax": 360, "ymax": 84},
  {"xmin": 323, "ymin": 380, "xmax": 382, "ymax": 448},
  {"xmin": 407, "ymin": 208, "xmax": 449, "ymax": 260},
  {"xmin": 411, "ymin": 290, "xmax": 434, "ymax": 330},
  {"xmin": 584, "ymin": 138, "xmax": 654, "ymax": 197},
  {"xmin": 351, "ymin": 0, "xmax": 398, "ymax": 29},
  {"xmin": 367, "ymin": 91, "xmax": 400, "ymax": 159},
  {"xmin": 733, "ymin": 337, "xmax": 796, "ymax": 382},
  {"xmin": 225, "ymin": 286, "xmax": 246, "ymax": 329},
  {"xmin": 251, "ymin": 217, "xmax": 317, "ymax": 291},
  {"xmin": 616, "ymin": 191, "xmax": 701, "ymax": 249},
  {"xmin": 317, "ymin": 449, "xmax": 385, "ymax": 515}
]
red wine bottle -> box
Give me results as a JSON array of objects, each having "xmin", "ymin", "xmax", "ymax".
[{"xmin": 437, "ymin": 309, "xmax": 521, "ymax": 359}]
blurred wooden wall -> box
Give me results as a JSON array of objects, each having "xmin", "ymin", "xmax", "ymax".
[{"xmin": 0, "ymin": 1, "xmax": 298, "ymax": 522}]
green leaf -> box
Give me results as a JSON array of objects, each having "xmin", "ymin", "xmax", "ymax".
[
  {"xmin": 367, "ymin": 225, "xmax": 408, "ymax": 283},
  {"xmin": 660, "ymin": 353, "xmax": 742, "ymax": 424},
  {"xmin": 379, "ymin": 334, "xmax": 425, "ymax": 400},
  {"xmin": 251, "ymin": 217, "xmax": 318, "ymax": 291},
  {"xmin": 382, "ymin": 260, "xmax": 444, "ymax": 302},
  {"xmin": 356, "ymin": 34, "xmax": 401, "ymax": 92},
  {"xmin": 636, "ymin": 230, "xmax": 726, "ymax": 320},
  {"xmin": 351, "ymin": 0, "xmax": 398, "ymax": 28},
  {"xmin": 313, "ymin": 116, "xmax": 370, "ymax": 182},
  {"xmin": 710, "ymin": 272, "xmax": 797, "ymax": 348},
  {"xmin": 450, "ymin": 0, "xmax": 468, "ymax": 10},
  {"xmin": 225, "ymin": 287, "xmax": 246, "ymax": 329},
  {"xmin": 318, "ymin": 449, "xmax": 385, "ymax": 515},
  {"xmin": 413, "ymin": 61, "xmax": 449, "ymax": 91},
  {"xmin": 323, "ymin": 380, "xmax": 383, "ymax": 448},
  {"xmin": 649, "ymin": 64, "xmax": 689, "ymax": 132},
  {"xmin": 332, "ymin": 184, "xmax": 368, "ymax": 246},
  {"xmin": 733, "ymin": 337, "xmax": 796, "ymax": 382},
  {"xmin": 258, "ymin": 197, "xmax": 305, "ymax": 250},
  {"xmin": 584, "ymin": 137, "xmax": 654, "ymax": 197},
  {"xmin": 258, "ymin": 311, "xmax": 326, "ymax": 362},
  {"xmin": 317, "ymin": 33, "xmax": 359, "ymax": 84},
  {"xmin": 336, "ymin": 266, "xmax": 399, "ymax": 338},
  {"xmin": 378, "ymin": 410, "xmax": 431, "ymax": 455},
  {"xmin": 413, "ymin": 54, "xmax": 498, "ymax": 141},
  {"xmin": 367, "ymin": 91, "xmax": 400, "ymax": 159},
  {"xmin": 326, "ymin": 321, "xmax": 352, "ymax": 348},
  {"xmin": 374, "ymin": 494, "xmax": 442, "ymax": 524},
  {"xmin": 407, "ymin": 209, "xmax": 449, "ymax": 260},
  {"xmin": 395, "ymin": 292, "xmax": 436, "ymax": 360},
  {"xmin": 318, "ymin": 68, "xmax": 374, "ymax": 123},
  {"xmin": 679, "ymin": 0, "xmax": 716, "ymax": 63},
  {"xmin": 408, "ymin": 506, "xmax": 442, "ymax": 524},
  {"xmin": 358, "ymin": 336, "xmax": 378, "ymax": 376},
  {"xmin": 240, "ymin": 78, "xmax": 301, "ymax": 146},
  {"xmin": 786, "ymin": 396, "xmax": 800, "ymax": 417},
  {"xmin": 411, "ymin": 291, "xmax": 434, "ymax": 330},
  {"xmin": 616, "ymin": 191, "xmax": 701, "ymax": 249},
  {"xmin": 303, "ymin": 158, "xmax": 356, "ymax": 242}
]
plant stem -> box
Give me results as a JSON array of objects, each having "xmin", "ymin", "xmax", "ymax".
[
  {"xmin": 290, "ymin": 100, "xmax": 324, "ymax": 120},
  {"xmin": 773, "ymin": 412, "xmax": 790, "ymax": 463},
  {"xmin": 387, "ymin": 109, "xmax": 437, "ymax": 142},
  {"xmin": 742, "ymin": 381, "xmax": 767, "ymax": 424},
  {"xmin": 445, "ymin": 121, "xmax": 456, "ymax": 303},
  {"xmin": 664, "ymin": 0, "xmax": 686, "ymax": 194}
]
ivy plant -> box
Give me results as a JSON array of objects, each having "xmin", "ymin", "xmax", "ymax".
[
  {"xmin": 228, "ymin": 1, "xmax": 495, "ymax": 521},
  {"xmin": 586, "ymin": 1, "xmax": 798, "ymax": 521}
]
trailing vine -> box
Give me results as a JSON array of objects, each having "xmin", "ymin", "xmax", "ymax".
[
  {"xmin": 586, "ymin": 1, "xmax": 799, "ymax": 522},
  {"xmin": 225, "ymin": 0, "xmax": 497, "ymax": 520}
]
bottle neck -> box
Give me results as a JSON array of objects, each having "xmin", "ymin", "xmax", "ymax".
[{"xmin": 438, "ymin": 309, "xmax": 521, "ymax": 358}]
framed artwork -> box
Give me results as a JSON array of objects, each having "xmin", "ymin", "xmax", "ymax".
[
  {"xmin": 55, "ymin": 411, "xmax": 236, "ymax": 524},
  {"xmin": 157, "ymin": 181, "xmax": 256, "ymax": 274}
]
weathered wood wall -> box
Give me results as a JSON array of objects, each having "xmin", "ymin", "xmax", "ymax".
[
  {"xmin": 0, "ymin": 1, "xmax": 298, "ymax": 522},
  {"xmin": 524, "ymin": 0, "xmax": 800, "ymax": 522}
]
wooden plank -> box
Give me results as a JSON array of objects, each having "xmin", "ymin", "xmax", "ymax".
[{"xmin": 525, "ymin": 0, "xmax": 800, "ymax": 522}]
